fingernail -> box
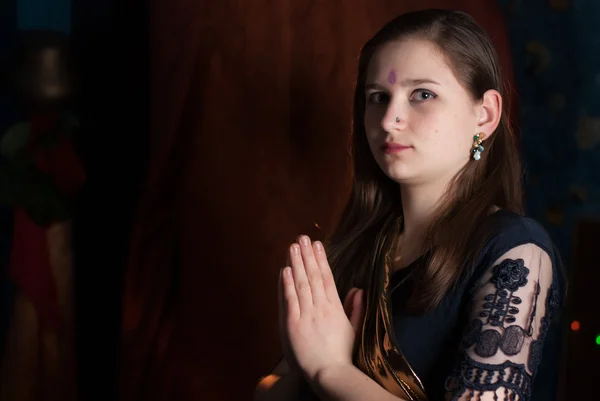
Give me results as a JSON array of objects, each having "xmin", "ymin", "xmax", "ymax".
[
  {"xmin": 299, "ymin": 236, "xmax": 310, "ymax": 246},
  {"xmin": 314, "ymin": 241, "xmax": 323, "ymax": 251},
  {"xmin": 292, "ymin": 244, "xmax": 300, "ymax": 255}
]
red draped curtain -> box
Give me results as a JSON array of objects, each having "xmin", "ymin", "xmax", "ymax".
[{"xmin": 118, "ymin": 1, "xmax": 515, "ymax": 400}]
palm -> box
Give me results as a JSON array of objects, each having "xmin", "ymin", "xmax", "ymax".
[{"xmin": 278, "ymin": 236, "xmax": 365, "ymax": 382}]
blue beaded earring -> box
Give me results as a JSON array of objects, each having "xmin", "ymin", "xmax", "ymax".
[{"xmin": 472, "ymin": 133, "xmax": 485, "ymax": 161}]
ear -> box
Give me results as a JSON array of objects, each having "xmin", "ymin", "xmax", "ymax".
[{"xmin": 476, "ymin": 89, "xmax": 502, "ymax": 138}]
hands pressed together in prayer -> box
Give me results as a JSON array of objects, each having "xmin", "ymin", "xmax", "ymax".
[{"xmin": 278, "ymin": 235, "xmax": 365, "ymax": 384}]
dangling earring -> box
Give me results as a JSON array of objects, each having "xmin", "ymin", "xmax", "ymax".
[{"xmin": 472, "ymin": 133, "xmax": 485, "ymax": 161}]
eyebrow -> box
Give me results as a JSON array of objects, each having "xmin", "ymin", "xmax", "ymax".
[{"xmin": 365, "ymin": 78, "xmax": 441, "ymax": 90}]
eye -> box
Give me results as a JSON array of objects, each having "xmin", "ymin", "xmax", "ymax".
[
  {"xmin": 367, "ymin": 92, "xmax": 390, "ymax": 104},
  {"xmin": 409, "ymin": 89, "xmax": 437, "ymax": 102}
]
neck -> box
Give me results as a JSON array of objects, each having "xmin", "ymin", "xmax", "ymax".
[
  {"xmin": 396, "ymin": 178, "xmax": 449, "ymax": 261},
  {"xmin": 401, "ymin": 181, "xmax": 447, "ymax": 235}
]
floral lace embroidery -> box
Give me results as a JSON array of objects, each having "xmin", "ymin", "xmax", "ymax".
[{"xmin": 447, "ymin": 258, "xmax": 554, "ymax": 401}]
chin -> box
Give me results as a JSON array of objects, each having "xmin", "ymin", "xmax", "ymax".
[{"xmin": 379, "ymin": 164, "xmax": 416, "ymax": 184}]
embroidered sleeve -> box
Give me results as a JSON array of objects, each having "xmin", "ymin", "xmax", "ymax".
[{"xmin": 445, "ymin": 243, "xmax": 561, "ymax": 401}]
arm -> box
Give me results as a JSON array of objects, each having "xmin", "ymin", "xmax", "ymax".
[
  {"xmin": 307, "ymin": 243, "xmax": 560, "ymax": 401},
  {"xmin": 255, "ymin": 361, "xmax": 407, "ymax": 401},
  {"xmin": 445, "ymin": 243, "xmax": 560, "ymax": 401},
  {"xmin": 311, "ymin": 364, "xmax": 407, "ymax": 401}
]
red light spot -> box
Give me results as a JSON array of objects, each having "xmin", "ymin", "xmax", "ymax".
[{"xmin": 571, "ymin": 321, "xmax": 580, "ymax": 331}]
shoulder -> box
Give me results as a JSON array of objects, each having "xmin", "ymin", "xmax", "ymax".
[
  {"xmin": 480, "ymin": 209, "xmax": 555, "ymax": 257},
  {"xmin": 467, "ymin": 210, "xmax": 564, "ymax": 298}
]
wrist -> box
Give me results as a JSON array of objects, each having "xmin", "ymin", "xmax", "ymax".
[{"xmin": 311, "ymin": 363, "xmax": 358, "ymax": 390}]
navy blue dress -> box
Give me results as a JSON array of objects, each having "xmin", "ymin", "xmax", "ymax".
[{"xmin": 391, "ymin": 210, "xmax": 565, "ymax": 401}]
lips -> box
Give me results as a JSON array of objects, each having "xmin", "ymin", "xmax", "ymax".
[{"xmin": 381, "ymin": 142, "xmax": 411, "ymax": 153}]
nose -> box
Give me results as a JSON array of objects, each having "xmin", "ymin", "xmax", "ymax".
[{"xmin": 381, "ymin": 103, "xmax": 407, "ymax": 132}]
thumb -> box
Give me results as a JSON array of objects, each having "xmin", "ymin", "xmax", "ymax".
[
  {"xmin": 349, "ymin": 289, "xmax": 365, "ymax": 333},
  {"xmin": 343, "ymin": 288, "xmax": 359, "ymax": 318}
]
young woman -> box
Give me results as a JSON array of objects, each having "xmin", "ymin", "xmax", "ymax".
[{"xmin": 255, "ymin": 9, "xmax": 564, "ymax": 401}]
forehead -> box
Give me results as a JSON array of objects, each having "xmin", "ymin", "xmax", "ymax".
[{"xmin": 366, "ymin": 38, "xmax": 456, "ymax": 85}]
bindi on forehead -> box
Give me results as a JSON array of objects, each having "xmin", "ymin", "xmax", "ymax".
[{"xmin": 387, "ymin": 70, "xmax": 397, "ymax": 85}]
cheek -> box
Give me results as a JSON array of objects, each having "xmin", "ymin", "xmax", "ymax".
[
  {"xmin": 422, "ymin": 107, "xmax": 473, "ymax": 148},
  {"xmin": 364, "ymin": 107, "xmax": 385, "ymax": 139},
  {"xmin": 410, "ymin": 109, "xmax": 443, "ymax": 140}
]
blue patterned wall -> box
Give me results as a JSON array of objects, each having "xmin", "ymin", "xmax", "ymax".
[
  {"xmin": 500, "ymin": 0, "xmax": 600, "ymax": 265},
  {"xmin": 499, "ymin": 1, "xmax": 600, "ymax": 400},
  {"xmin": 17, "ymin": 0, "xmax": 70, "ymax": 33}
]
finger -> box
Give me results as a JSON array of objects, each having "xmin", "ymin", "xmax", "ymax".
[
  {"xmin": 289, "ymin": 243, "xmax": 313, "ymax": 311},
  {"xmin": 312, "ymin": 241, "xmax": 341, "ymax": 304},
  {"xmin": 281, "ymin": 266, "xmax": 300, "ymax": 320},
  {"xmin": 343, "ymin": 288, "xmax": 359, "ymax": 318},
  {"xmin": 349, "ymin": 289, "xmax": 366, "ymax": 333},
  {"xmin": 278, "ymin": 268, "xmax": 298, "ymax": 368},
  {"xmin": 298, "ymin": 235, "xmax": 327, "ymax": 304}
]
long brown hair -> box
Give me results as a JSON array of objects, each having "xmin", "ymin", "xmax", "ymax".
[{"xmin": 326, "ymin": 9, "xmax": 523, "ymax": 312}]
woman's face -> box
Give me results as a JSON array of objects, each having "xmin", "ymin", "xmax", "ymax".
[{"xmin": 364, "ymin": 38, "xmax": 497, "ymax": 188}]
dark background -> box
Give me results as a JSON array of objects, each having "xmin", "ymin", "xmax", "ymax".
[{"xmin": 0, "ymin": 0, "xmax": 597, "ymax": 400}]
